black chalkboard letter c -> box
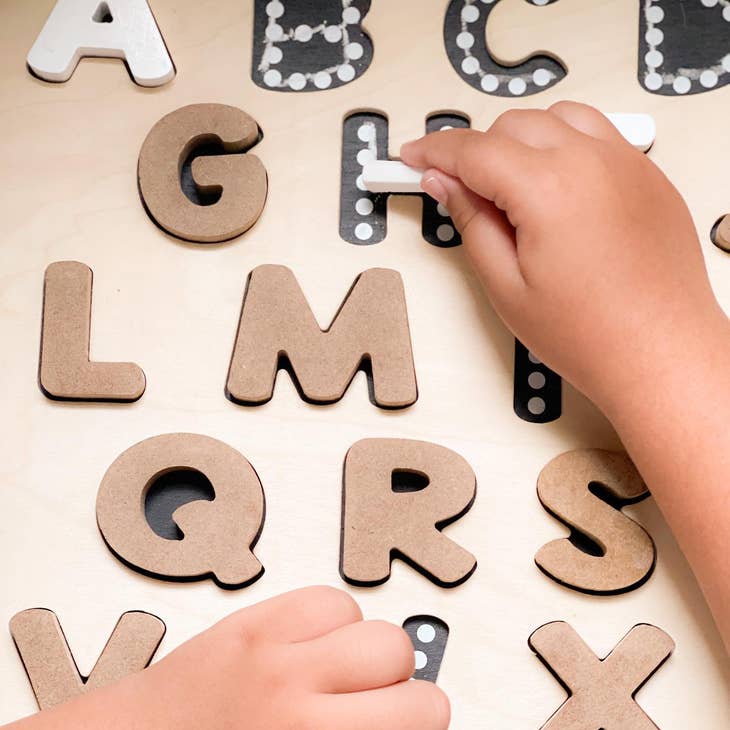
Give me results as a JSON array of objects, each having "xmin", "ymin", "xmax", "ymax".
[{"xmin": 443, "ymin": 0, "xmax": 566, "ymax": 97}]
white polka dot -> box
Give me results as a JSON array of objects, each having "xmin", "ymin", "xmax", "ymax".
[
  {"xmin": 532, "ymin": 0, "xmax": 549, "ymax": 5},
  {"xmin": 532, "ymin": 68, "xmax": 552, "ymax": 87},
  {"xmin": 701, "ymin": 0, "xmax": 718, "ymax": 7},
  {"xmin": 343, "ymin": 6, "xmax": 361, "ymax": 24},
  {"xmin": 481, "ymin": 74, "xmax": 499, "ymax": 92},
  {"xmin": 645, "ymin": 27, "xmax": 663, "ymax": 46},
  {"xmin": 355, "ymin": 222, "xmax": 373, "ymax": 240},
  {"xmin": 266, "ymin": 23, "xmax": 283, "ymax": 41},
  {"xmin": 723, "ymin": 55, "xmax": 730, "ymax": 72},
  {"xmin": 414, "ymin": 650, "xmax": 428, "ymax": 670},
  {"xmin": 528, "ymin": 371, "xmax": 546, "ymax": 389},
  {"xmin": 440, "ymin": 125, "xmax": 453, "ymax": 130},
  {"xmin": 265, "ymin": 1, "xmax": 284, "ymax": 18},
  {"xmin": 527, "ymin": 397, "xmax": 546, "ymax": 416},
  {"xmin": 527, "ymin": 351, "xmax": 541, "ymax": 364},
  {"xmin": 456, "ymin": 31, "xmax": 475, "ymax": 49},
  {"xmin": 724, "ymin": 6, "xmax": 730, "ymax": 21},
  {"xmin": 263, "ymin": 45, "xmax": 283, "ymax": 64},
  {"xmin": 263, "ymin": 69, "xmax": 281, "ymax": 87},
  {"xmin": 345, "ymin": 42, "xmax": 364, "ymax": 60},
  {"xmin": 324, "ymin": 24, "xmax": 342, "ymax": 43},
  {"xmin": 294, "ymin": 24, "xmax": 313, "ymax": 42},
  {"xmin": 337, "ymin": 64, "xmax": 356, "ymax": 82},
  {"xmin": 700, "ymin": 69, "xmax": 718, "ymax": 88},
  {"xmin": 357, "ymin": 123, "xmax": 375, "ymax": 142},
  {"xmin": 644, "ymin": 49, "xmax": 663, "ymax": 68},
  {"xmin": 646, "ymin": 5, "xmax": 664, "ymax": 23},
  {"xmin": 355, "ymin": 197, "xmax": 374, "ymax": 215},
  {"xmin": 436, "ymin": 203, "xmax": 449, "ymax": 217},
  {"xmin": 673, "ymin": 75, "xmax": 691, "ymax": 94},
  {"xmin": 461, "ymin": 5, "xmax": 480, "ymax": 22},
  {"xmin": 314, "ymin": 71, "xmax": 332, "ymax": 89},
  {"xmin": 437, "ymin": 224, "xmax": 455, "ymax": 242},
  {"xmin": 356, "ymin": 148, "xmax": 375, "ymax": 166},
  {"xmin": 356, "ymin": 174, "xmax": 366, "ymax": 191},
  {"xmin": 508, "ymin": 77, "xmax": 527, "ymax": 95},
  {"xmin": 417, "ymin": 624, "xmax": 436, "ymax": 643},
  {"xmin": 337, "ymin": 63, "xmax": 355, "ymax": 82},
  {"xmin": 288, "ymin": 72, "xmax": 306, "ymax": 90},
  {"xmin": 644, "ymin": 72, "xmax": 663, "ymax": 91},
  {"xmin": 461, "ymin": 56, "xmax": 480, "ymax": 75}
]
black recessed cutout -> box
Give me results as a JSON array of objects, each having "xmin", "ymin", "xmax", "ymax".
[
  {"xmin": 339, "ymin": 110, "xmax": 468, "ymax": 247},
  {"xmin": 567, "ymin": 529, "xmax": 604, "ymax": 558},
  {"xmin": 144, "ymin": 469, "xmax": 215, "ymax": 540},
  {"xmin": 93, "ymin": 2, "xmax": 113, "ymax": 23},
  {"xmin": 180, "ymin": 142, "xmax": 225, "ymax": 207},
  {"xmin": 178, "ymin": 127, "xmax": 264, "ymax": 208},
  {"xmin": 565, "ymin": 480, "xmax": 634, "ymax": 558},
  {"xmin": 391, "ymin": 469, "xmax": 429, "ymax": 493}
]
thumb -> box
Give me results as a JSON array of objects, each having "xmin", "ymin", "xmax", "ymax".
[{"xmin": 421, "ymin": 168, "xmax": 525, "ymax": 305}]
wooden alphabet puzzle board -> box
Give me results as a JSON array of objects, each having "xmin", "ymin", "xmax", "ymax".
[{"xmin": 1, "ymin": 0, "xmax": 729, "ymax": 726}]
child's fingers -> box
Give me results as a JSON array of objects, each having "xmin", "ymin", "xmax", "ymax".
[
  {"xmin": 489, "ymin": 107, "xmax": 577, "ymax": 149},
  {"xmin": 401, "ymin": 129, "xmax": 541, "ymax": 212},
  {"xmin": 317, "ymin": 679, "xmax": 451, "ymax": 730},
  {"xmin": 421, "ymin": 169, "xmax": 524, "ymax": 303},
  {"xmin": 299, "ymin": 620, "xmax": 414, "ymax": 693},
  {"xmin": 548, "ymin": 100, "xmax": 625, "ymax": 143},
  {"xmin": 232, "ymin": 586, "xmax": 363, "ymax": 644}
]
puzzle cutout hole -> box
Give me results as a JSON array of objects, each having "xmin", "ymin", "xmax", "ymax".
[
  {"xmin": 92, "ymin": 2, "xmax": 113, "ymax": 23},
  {"xmin": 144, "ymin": 468, "xmax": 215, "ymax": 541},
  {"xmin": 178, "ymin": 127, "xmax": 264, "ymax": 208},
  {"xmin": 565, "ymin": 479, "xmax": 647, "ymax": 560},
  {"xmin": 403, "ymin": 615, "xmax": 450, "ymax": 683},
  {"xmin": 567, "ymin": 525, "xmax": 603, "ymax": 558},
  {"xmin": 711, "ymin": 214, "xmax": 730, "ymax": 252},
  {"xmin": 391, "ymin": 469, "xmax": 430, "ymax": 493},
  {"xmin": 179, "ymin": 142, "xmax": 226, "ymax": 206}
]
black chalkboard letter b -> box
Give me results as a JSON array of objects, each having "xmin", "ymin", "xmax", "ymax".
[{"xmin": 252, "ymin": 0, "xmax": 373, "ymax": 92}]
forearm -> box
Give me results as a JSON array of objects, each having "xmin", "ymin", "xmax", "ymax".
[{"xmin": 598, "ymin": 305, "xmax": 730, "ymax": 650}]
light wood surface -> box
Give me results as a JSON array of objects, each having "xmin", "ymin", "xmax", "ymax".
[{"xmin": 1, "ymin": 1, "xmax": 728, "ymax": 727}]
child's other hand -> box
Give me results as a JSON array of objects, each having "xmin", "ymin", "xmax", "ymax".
[
  {"xmin": 401, "ymin": 102, "xmax": 723, "ymax": 412},
  {"xmin": 10, "ymin": 587, "xmax": 449, "ymax": 730}
]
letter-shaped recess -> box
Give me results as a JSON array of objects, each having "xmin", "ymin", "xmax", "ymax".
[
  {"xmin": 444, "ymin": 0, "xmax": 565, "ymax": 98},
  {"xmin": 514, "ymin": 341, "xmax": 561, "ymax": 424},
  {"xmin": 96, "ymin": 433, "xmax": 265, "ymax": 589},
  {"xmin": 252, "ymin": 0, "xmax": 373, "ymax": 91},
  {"xmin": 39, "ymin": 261, "xmax": 146, "ymax": 402},
  {"xmin": 712, "ymin": 214, "xmax": 730, "ymax": 252},
  {"xmin": 535, "ymin": 449, "xmax": 656, "ymax": 595},
  {"xmin": 403, "ymin": 616, "xmax": 449, "ymax": 683},
  {"xmin": 640, "ymin": 0, "xmax": 730, "ymax": 96},
  {"xmin": 226, "ymin": 266, "xmax": 417, "ymax": 408},
  {"xmin": 529, "ymin": 621, "xmax": 675, "ymax": 730},
  {"xmin": 137, "ymin": 104, "xmax": 267, "ymax": 243},
  {"xmin": 340, "ymin": 438, "xmax": 477, "ymax": 587},
  {"xmin": 26, "ymin": 0, "xmax": 174, "ymax": 86},
  {"xmin": 340, "ymin": 111, "xmax": 469, "ymax": 246},
  {"xmin": 10, "ymin": 609, "xmax": 165, "ymax": 710}
]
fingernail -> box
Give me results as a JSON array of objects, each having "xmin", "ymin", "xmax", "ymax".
[{"xmin": 420, "ymin": 173, "xmax": 448, "ymax": 205}]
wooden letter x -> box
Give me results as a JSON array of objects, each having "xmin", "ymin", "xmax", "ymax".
[{"xmin": 529, "ymin": 621, "xmax": 674, "ymax": 730}]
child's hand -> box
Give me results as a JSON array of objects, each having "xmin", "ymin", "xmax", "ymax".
[
  {"xmin": 7, "ymin": 587, "xmax": 450, "ymax": 730},
  {"xmin": 403, "ymin": 102, "xmax": 730, "ymax": 651},
  {"xmin": 401, "ymin": 102, "xmax": 724, "ymax": 412}
]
